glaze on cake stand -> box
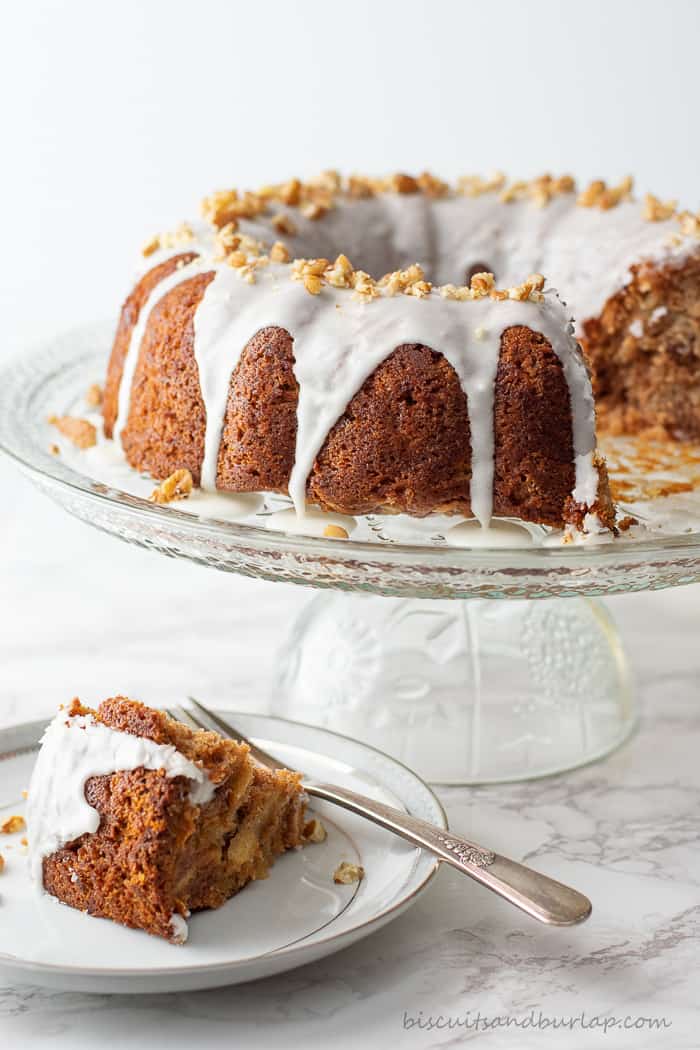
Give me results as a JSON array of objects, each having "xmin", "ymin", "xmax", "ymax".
[{"xmin": 2, "ymin": 329, "xmax": 699, "ymax": 782}]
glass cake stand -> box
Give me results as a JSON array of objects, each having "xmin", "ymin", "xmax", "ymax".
[{"xmin": 2, "ymin": 324, "xmax": 699, "ymax": 783}]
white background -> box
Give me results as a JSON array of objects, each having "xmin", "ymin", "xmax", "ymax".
[
  {"xmin": 3, "ymin": 0, "xmax": 700, "ymax": 352},
  {"xmin": 2, "ymin": 4, "xmax": 700, "ymax": 1046}
]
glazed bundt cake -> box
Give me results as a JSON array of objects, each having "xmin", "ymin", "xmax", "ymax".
[
  {"xmin": 102, "ymin": 172, "xmax": 700, "ymax": 533},
  {"xmin": 28, "ymin": 698, "xmax": 306, "ymax": 943}
]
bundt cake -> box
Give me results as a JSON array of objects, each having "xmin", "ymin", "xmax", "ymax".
[
  {"xmin": 27, "ymin": 698, "xmax": 306, "ymax": 943},
  {"xmin": 102, "ymin": 172, "xmax": 699, "ymax": 534}
]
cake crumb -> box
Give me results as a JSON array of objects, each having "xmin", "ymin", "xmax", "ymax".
[
  {"xmin": 323, "ymin": 524, "xmax": 349, "ymax": 540},
  {"xmin": 0, "ymin": 853, "xmax": 4, "ymax": 873},
  {"xmin": 49, "ymin": 443, "xmax": 60, "ymax": 456},
  {"xmin": 1, "ymin": 815, "xmax": 26, "ymax": 835},
  {"xmin": 86, "ymin": 382, "xmax": 104, "ymax": 407},
  {"xmin": 617, "ymin": 515, "xmax": 638, "ymax": 532},
  {"xmin": 333, "ymin": 861, "xmax": 364, "ymax": 884},
  {"xmin": 149, "ymin": 469, "xmax": 193, "ymax": 505},
  {"xmin": 48, "ymin": 415, "xmax": 97, "ymax": 450},
  {"xmin": 303, "ymin": 818, "xmax": 327, "ymax": 843}
]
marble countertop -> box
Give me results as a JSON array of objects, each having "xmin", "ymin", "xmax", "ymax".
[{"xmin": 1, "ymin": 456, "xmax": 699, "ymax": 1049}]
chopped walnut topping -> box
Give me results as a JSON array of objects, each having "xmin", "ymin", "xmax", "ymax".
[
  {"xmin": 323, "ymin": 524, "xmax": 349, "ymax": 539},
  {"xmin": 226, "ymin": 249, "xmax": 247, "ymax": 269},
  {"xmin": 498, "ymin": 180, "xmax": 529, "ymax": 204},
  {"xmin": 291, "ymin": 257, "xmax": 332, "ymax": 294},
  {"xmin": 307, "ymin": 169, "xmax": 341, "ymax": 194},
  {"xmin": 509, "ymin": 272, "xmax": 545, "ymax": 302},
  {"xmin": 48, "ymin": 415, "xmax": 97, "ymax": 450},
  {"xmin": 85, "ymin": 382, "xmax": 103, "ymax": 408},
  {"xmin": 499, "ymin": 173, "xmax": 577, "ymax": 206},
  {"xmin": 440, "ymin": 283, "xmax": 469, "ymax": 301},
  {"xmin": 347, "ymin": 174, "xmax": 375, "ymax": 198},
  {"xmin": 677, "ymin": 210, "xmax": 700, "ymax": 238},
  {"xmin": 141, "ymin": 233, "xmax": 161, "ymax": 257},
  {"xmin": 214, "ymin": 222, "xmax": 241, "ymax": 259},
  {"xmin": 149, "ymin": 468, "xmax": 193, "ymax": 505},
  {"xmin": 0, "ymin": 815, "xmax": 25, "ymax": 835},
  {"xmin": 291, "ymin": 258, "xmax": 329, "ymax": 283},
  {"xmin": 439, "ymin": 271, "xmax": 545, "ymax": 304},
  {"xmin": 379, "ymin": 263, "xmax": 428, "ymax": 297},
  {"xmin": 417, "ymin": 171, "xmax": 450, "ymax": 198},
  {"xmin": 385, "ymin": 173, "xmax": 419, "ymax": 194},
  {"xmin": 277, "ymin": 178, "xmax": 302, "ymax": 206},
  {"xmin": 351, "ymin": 270, "xmax": 380, "ymax": 302},
  {"xmin": 324, "ymin": 253, "xmax": 354, "ymax": 288},
  {"xmin": 457, "ymin": 172, "xmax": 507, "ymax": 197},
  {"xmin": 333, "ymin": 860, "xmax": 365, "ymax": 884},
  {"xmin": 405, "ymin": 279, "xmax": 433, "ymax": 299},
  {"xmin": 201, "ymin": 189, "xmax": 267, "ymax": 228},
  {"xmin": 303, "ymin": 273, "xmax": 323, "ymax": 295},
  {"xmin": 271, "ymin": 212, "xmax": 298, "ymax": 236},
  {"xmin": 270, "ymin": 240, "xmax": 290, "ymax": 263},
  {"xmin": 470, "ymin": 271, "xmax": 495, "ymax": 295},
  {"xmin": 143, "ymin": 222, "xmax": 195, "ymax": 256},
  {"xmin": 643, "ymin": 193, "xmax": 677, "ymax": 222},
  {"xmin": 301, "ymin": 201, "xmax": 328, "ymax": 221},
  {"xmin": 304, "ymin": 818, "xmax": 328, "ymax": 842},
  {"xmin": 577, "ymin": 176, "xmax": 633, "ymax": 210}
]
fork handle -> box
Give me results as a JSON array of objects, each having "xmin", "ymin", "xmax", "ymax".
[{"xmin": 307, "ymin": 781, "xmax": 591, "ymax": 926}]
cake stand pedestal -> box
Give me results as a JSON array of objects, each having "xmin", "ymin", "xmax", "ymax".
[
  {"xmin": 2, "ymin": 329, "xmax": 699, "ymax": 785},
  {"xmin": 272, "ymin": 592, "xmax": 632, "ymax": 783}
]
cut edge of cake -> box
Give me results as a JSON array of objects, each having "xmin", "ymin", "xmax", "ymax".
[{"xmin": 27, "ymin": 697, "xmax": 307, "ymax": 944}]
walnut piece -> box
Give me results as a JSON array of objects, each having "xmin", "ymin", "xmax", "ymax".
[
  {"xmin": 577, "ymin": 176, "xmax": 633, "ymax": 210},
  {"xmin": 323, "ymin": 524, "xmax": 349, "ymax": 539},
  {"xmin": 271, "ymin": 212, "xmax": 298, "ymax": 236},
  {"xmin": 303, "ymin": 818, "xmax": 328, "ymax": 843},
  {"xmin": 270, "ymin": 240, "xmax": 290, "ymax": 263},
  {"xmin": 333, "ymin": 860, "xmax": 365, "ymax": 884},
  {"xmin": 0, "ymin": 815, "xmax": 26, "ymax": 835},
  {"xmin": 643, "ymin": 193, "xmax": 677, "ymax": 222},
  {"xmin": 48, "ymin": 415, "xmax": 97, "ymax": 450},
  {"xmin": 149, "ymin": 468, "xmax": 194, "ymax": 505},
  {"xmin": 86, "ymin": 382, "xmax": 103, "ymax": 408}
]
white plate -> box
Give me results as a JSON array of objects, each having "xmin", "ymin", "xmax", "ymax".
[{"xmin": 0, "ymin": 712, "xmax": 444, "ymax": 993}]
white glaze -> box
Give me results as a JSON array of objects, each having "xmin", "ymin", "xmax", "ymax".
[
  {"xmin": 27, "ymin": 708, "xmax": 215, "ymax": 889},
  {"xmin": 264, "ymin": 506, "xmax": 356, "ymax": 537},
  {"xmin": 112, "ymin": 187, "xmax": 698, "ymax": 529},
  {"xmin": 169, "ymin": 913, "xmax": 189, "ymax": 944},
  {"xmin": 444, "ymin": 517, "xmax": 538, "ymax": 548}
]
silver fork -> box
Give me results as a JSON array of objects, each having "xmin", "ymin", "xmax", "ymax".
[{"xmin": 166, "ymin": 698, "xmax": 592, "ymax": 927}]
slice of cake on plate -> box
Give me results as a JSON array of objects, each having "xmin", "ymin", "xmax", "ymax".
[{"xmin": 27, "ymin": 697, "xmax": 306, "ymax": 943}]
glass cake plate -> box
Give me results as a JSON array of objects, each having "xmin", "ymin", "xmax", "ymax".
[{"xmin": 1, "ymin": 323, "xmax": 699, "ymax": 783}]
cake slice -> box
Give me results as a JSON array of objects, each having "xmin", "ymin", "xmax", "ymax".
[{"xmin": 27, "ymin": 697, "xmax": 306, "ymax": 943}]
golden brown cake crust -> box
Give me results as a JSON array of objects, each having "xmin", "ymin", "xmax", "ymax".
[
  {"xmin": 41, "ymin": 698, "xmax": 306, "ymax": 943},
  {"xmin": 120, "ymin": 271, "xmax": 215, "ymax": 485},
  {"xmin": 110, "ymin": 267, "xmax": 614, "ymax": 528},
  {"xmin": 103, "ymin": 252, "xmax": 198, "ymax": 437}
]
